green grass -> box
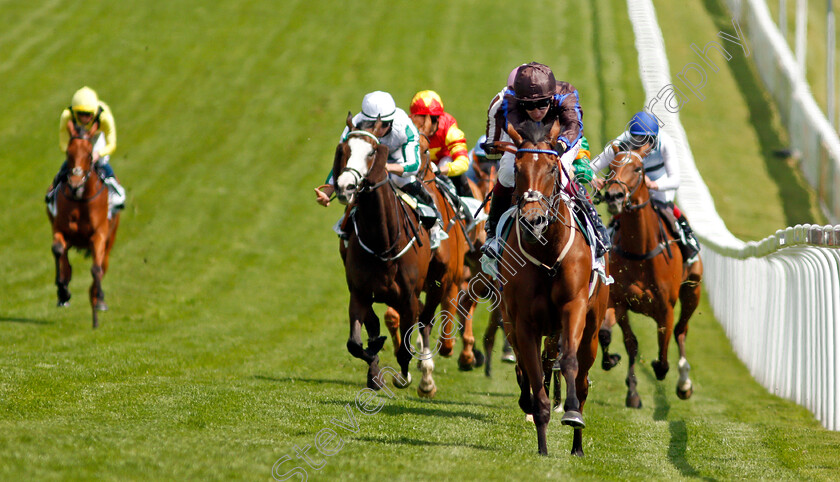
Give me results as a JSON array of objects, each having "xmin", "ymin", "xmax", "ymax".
[{"xmin": 1, "ymin": 0, "xmax": 837, "ymax": 480}]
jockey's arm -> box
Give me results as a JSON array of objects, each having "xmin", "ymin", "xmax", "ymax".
[
  {"xmin": 58, "ymin": 110, "xmax": 72, "ymax": 153},
  {"xmin": 96, "ymin": 106, "xmax": 117, "ymax": 158},
  {"xmin": 483, "ymin": 89, "xmax": 508, "ymax": 161},
  {"xmin": 385, "ymin": 162, "xmax": 405, "ymax": 176},
  {"xmin": 649, "ymin": 133, "xmax": 680, "ymax": 192},
  {"xmin": 443, "ymin": 124, "xmax": 470, "ymax": 177}
]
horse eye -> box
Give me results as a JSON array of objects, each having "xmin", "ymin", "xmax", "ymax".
[{"xmin": 635, "ymin": 167, "xmax": 643, "ymax": 173}]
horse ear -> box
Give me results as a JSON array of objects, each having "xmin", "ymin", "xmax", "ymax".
[
  {"xmin": 610, "ymin": 140, "xmax": 621, "ymax": 154},
  {"xmin": 346, "ymin": 111, "xmax": 355, "ymax": 130},
  {"xmin": 67, "ymin": 121, "xmax": 77, "ymax": 138},
  {"xmin": 87, "ymin": 122, "xmax": 99, "ymax": 137},
  {"xmin": 374, "ymin": 115, "xmax": 383, "ymax": 132},
  {"xmin": 505, "ymin": 122, "xmax": 523, "ymax": 146},
  {"xmin": 548, "ymin": 119, "xmax": 561, "ymax": 145}
]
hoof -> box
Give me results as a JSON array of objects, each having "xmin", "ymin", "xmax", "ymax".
[
  {"xmin": 601, "ymin": 353, "xmax": 620, "ymax": 371},
  {"xmin": 561, "ymin": 410, "xmax": 585, "ymax": 429},
  {"xmin": 57, "ymin": 300, "xmax": 70, "ymax": 307},
  {"xmin": 438, "ymin": 345, "xmax": 453, "ymax": 358},
  {"xmin": 625, "ymin": 392, "xmax": 643, "ymax": 409},
  {"xmin": 473, "ymin": 349, "xmax": 485, "ymax": 368},
  {"xmin": 393, "ymin": 372, "xmax": 412, "ymax": 389},
  {"xmin": 651, "ymin": 360, "xmax": 669, "ymax": 380},
  {"xmin": 458, "ymin": 352, "xmax": 475, "ymax": 371},
  {"xmin": 417, "ymin": 383, "xmax": 436, "ymax": 398},
  {"xmin": 96, "ymin": 301, "xmax": 108, "ymax": 312},
  {"xmin": 525, "ymin": 414, "xmax": 534, "ymax": 423},
  {"xmin": 501, "ymin": 350, "xmax": 516, "ymax": 363},
  {"xmin": 676, "ymin": 385, "xmax": 693, "ymax": 400}
]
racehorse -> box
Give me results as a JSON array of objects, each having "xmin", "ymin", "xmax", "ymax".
[
  {"xmin": 333, "ymin": 114, "xmax": 442, "ymax": 397},
  {"xmin": 597, "ymin": 142, "xmax": 703, "ymax": 407},
  {"xmin": 47, "ymin": 121, "xmax": 120, "ymax": 329},
  {"xmin": 498, "ymin": 120, "xmax": 607, "ymax": 456},
  {"xmin": 382, "ymin": 134, "xmax": 476, "ymax": 374}
]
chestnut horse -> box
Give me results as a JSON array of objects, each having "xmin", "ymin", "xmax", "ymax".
[
  {"xmin": 382, "ymin": 137, "xmax": 476, "ymax": 373},
  {"xmin": 598, "ymin": 142, "xmax": 703, "ymax": 407},
  {"xmin": 498, "ymin": 120, "xmax": 607, "ymax": 456},
  {"xmin": 334, "ymin": 115, "xmax": 443, "ymax": 397},
  {"xmin": 47, "ymin": 122, "xmax": 120, "ymax": 329}
]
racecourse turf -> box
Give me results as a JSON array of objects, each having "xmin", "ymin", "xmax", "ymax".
[{"xmin": 1, "ymin": 0, "xmax": 838, "ymax": 480}]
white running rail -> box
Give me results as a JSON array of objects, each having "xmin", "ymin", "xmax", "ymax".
[{"xmin": 627, "ymin": 0, "xmax": 840, "ymax": 430}]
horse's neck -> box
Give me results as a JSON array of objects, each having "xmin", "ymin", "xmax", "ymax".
[
  {"xmin": 356, "ymin": 184, "xmax": 401, "ymax": 250},
  {"xmin": 619, "ymin": 200, "xmax": 661, "ymax": 252}
]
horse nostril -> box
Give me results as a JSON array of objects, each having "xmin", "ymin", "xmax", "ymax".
[{"xmin": 347, "ymin": 184, "xmax": 357, "ymax": 192}]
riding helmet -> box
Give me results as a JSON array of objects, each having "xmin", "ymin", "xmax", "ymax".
[
  {"xmin": 513, "ymin": 62, "xmax": 556, "ymax": 101},
  {"xmin": 71, "ymin": 86, "xmax": 99, "ymax": 114},
  {"xmin": 410, "ymin": 90, "xmax": 445, "ymax": 116},
  {"xmin": 628, "ymin": 111, "xmax": 660, "ymax": 136},
  {"xmin": 361, "ymin": 91, "xmax": 397, "ymax": 122}
]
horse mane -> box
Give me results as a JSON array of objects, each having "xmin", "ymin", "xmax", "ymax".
[{"xmin": 517, "ymin": 119, "xmax": 554, "ymax": 146}]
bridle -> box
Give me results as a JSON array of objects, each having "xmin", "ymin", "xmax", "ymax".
[
  {"xmin": 341, "ymin": 129, "xmax": 417, "ymax": 261},
  {"xmin": 605, "ymin": 150, "xmax": 649, "ymax": 212},
  {"xmin": 62, "ymin": 135, "xmax": 105, "ymax": 202},
  {"xmin": 339, "ymin": 130, "xmax": 390, "ymax": 194},
  {"xmin": 506, "ymin": 143, "xmax": 578, "ymax": 276}
]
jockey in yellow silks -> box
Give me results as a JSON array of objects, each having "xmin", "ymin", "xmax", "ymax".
[{"xmin": 46, "ymin": 86, "xmax": 126, "ymax": 211}]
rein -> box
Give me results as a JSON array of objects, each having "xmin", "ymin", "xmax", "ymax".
[{"xmin": 605, "ymin": 151, "xmax": 649, "ymax": 212}]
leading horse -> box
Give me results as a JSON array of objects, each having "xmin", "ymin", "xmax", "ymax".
[
  {"xmin": 498, "ymin": 120, "xmax": 607, "ymax": 456},
  {"xmin": 47, "ymin": 121, "xmax": 120, "ymax": 328},
  {"xmin": 598, "ymin": 142, "xmax": 703, "ymax": 407}
]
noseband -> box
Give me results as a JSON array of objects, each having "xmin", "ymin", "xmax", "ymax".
[{"xmin": 605, "ymin": 151, "xmax": 649, "ymax": 212}]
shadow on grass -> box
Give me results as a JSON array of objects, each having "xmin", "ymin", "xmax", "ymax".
[
  {"xmin": 0, "ymin": 317, "xmax": 54, "ymax": 325},
  {"xmin": 702, "ymin": 0, "xmax": 825, "ymax": 229},
  {"xmin": 253, "ymin": 375, "xmax": 360, "ymax": 387},
  {"xmin": 320, "ymin": 398, "xmax": 490, "ymax": 421},
  {"xmin": 351, "ymin": 434, "xmax": 494, "ymax": 451}
]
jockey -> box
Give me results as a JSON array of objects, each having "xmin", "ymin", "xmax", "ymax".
[
  {"xmin": 46, "ymin": 86, "xmax": 125, "ymax": 210},
  {"xmin": 590, "ymin": 111, "xmax": 701, "ymax": 263},
  {"xmin": 482, "ymin": 62, "xmax": 610, "ymax": 259},
  {"xmin": 408, "ymin": 90, "xmax": 472, "ymax": 197},
  {"xmin": 314, "ymin": 91, "xmax": 448, "ymax": 248}
]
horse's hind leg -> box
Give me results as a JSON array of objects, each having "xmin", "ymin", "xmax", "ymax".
[
  {"xmin": 384, "ymin": 307, "xmax": 401, "ymax": 357},
  {"xmin": 52, "ymin": 233, "xmax": 71, "ymax": 307},
  {"xmin": 483, "ymin": 306, "xmax": 498, "ymax": 377},
  {"xmin": 456, "ymin": 285, "xmax": 481, "ymax": 371},
  {"xmin": 616, "ymin": 305, "xmax": 642, "ymax": 408},
  {"xmin": 675, "ymin": 261, "xmax": 703, "ymax": 399},
  {"xmin": 599, "ymin": 307, "xmax": 621, "ymax": 370},
  {"xmin": 89, "ymin": 231, "xmax": 109, "ymax": 328},
  {"xmin": 541, "ymin": 333, "xmax": 562, "ymax": 412}
]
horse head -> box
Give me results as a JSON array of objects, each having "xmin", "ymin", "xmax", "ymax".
[
  {"xmin": 65, "ymin": 121, "xmax": 96, "ymax": 197},
  {"xmin": 506, "ymin": 119, "xmax": 562, "ymax": 243},
  {"xmin": 334, "ymin": 113, "xmax": 388, "ymax": 205},
  {"xmin": 603, "ymin": 141, "xmax": 653, "ymax": 215}
]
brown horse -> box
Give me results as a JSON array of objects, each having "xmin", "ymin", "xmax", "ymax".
[
  {"xmin": 498, "ymin": 120, "xmax": 607, "ymax": 456},
  {"xmin": 47, "ymin": 122, "xmax": 120, "ymax": 329},
  {"xmin": 382, "ymin": 137, "xmax": 475, "ymax": 374},
  {"xmin": 598, "ymin": 142, "xmax": 703, "ymax": 407},
  {"xmin": 334, "ymin": 115, "xmax": 446, "ymax": 396}
]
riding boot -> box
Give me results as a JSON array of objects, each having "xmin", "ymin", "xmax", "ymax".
[
  {"xmin": 677, "ymin": 214, "xmax": 701, "ymax": 263},
  {"xmin": 481, "ymin": 183, "xmax": 514, "ymax": 260},
  {"xmin": 45, "ymin": 161, "xmax": 70, "ymax": 204},
  {"xmin": 95, "ymin": 161, "xmax": 126, "ymax": 210},
  {"xmin": 403, "ymin": 181, "xmax": 447, "ymax": 249},
  {"xmin": 576, "ymin": 191, "xmax": 610, "ymax": 258}
]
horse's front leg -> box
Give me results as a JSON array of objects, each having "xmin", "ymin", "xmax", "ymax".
[
  {"xmin": 614, "ymin": 304, "xmax": 642, "ymax": 408},
  {"xmin": 346, "ymin": 292, "xmax": 381, "ymax": 389},
  {"xmin": 89, "ymin": 231, "xmax": 108, "ymax": 328},
  {"xmin": 559, "ymin": 299, "xmax": 587, "ymax": 428},
  {"xmin": 651, "ymin": 304, "xmax": 675, "ymax": 381},
  {"xmin": 52, "ymin": 232, "xmax": 71, "ymax": 307},
  {"xmin": 516, "ymin": 320, "xmax": 551, "ymax": 455},
  {"xmin": 453, "ymin": 283, "xmax": 481, "ymax": 371},
  {"xmin": 675, "ymin": 262, "xmax": 703, "ymax": 399}
]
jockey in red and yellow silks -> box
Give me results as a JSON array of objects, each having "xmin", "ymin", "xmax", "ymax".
[{"xmin": 409, "ymin": 90, "xmax": 473, "ymax": 197}]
